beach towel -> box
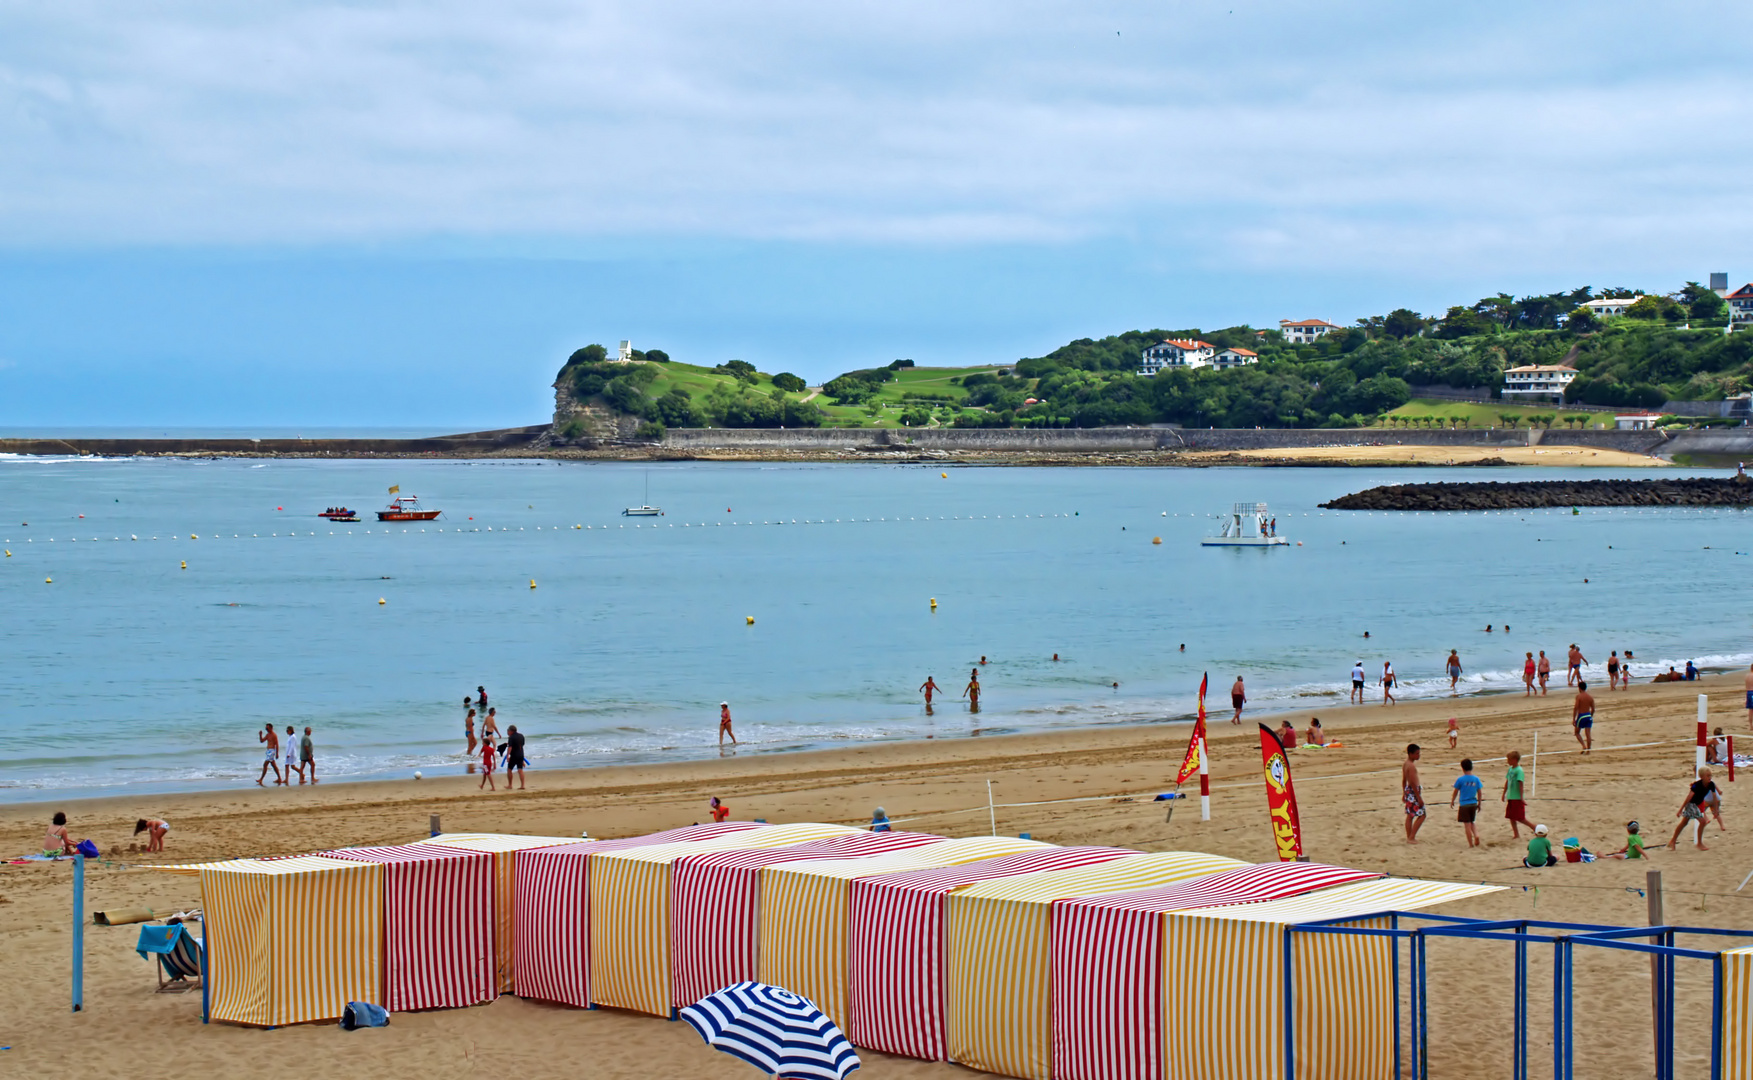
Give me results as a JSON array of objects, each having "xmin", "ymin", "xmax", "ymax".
[{"xmin": 340, "ymin": 1002, "xmax": 390, "ymax": 1030}]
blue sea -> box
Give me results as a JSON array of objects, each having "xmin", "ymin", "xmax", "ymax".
[{"xmin": 1, "ymin": 456, "xmax": 1745, "ymax": 801}]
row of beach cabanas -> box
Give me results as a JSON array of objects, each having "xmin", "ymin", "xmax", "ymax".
[{"xmin": 163, "ymin": 821, "xmax": 1526, "ymax": 1079}]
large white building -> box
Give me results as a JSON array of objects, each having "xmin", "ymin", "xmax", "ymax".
[
  {"xmin": 1502, "ymin": 365, "xmax": 1578, "ymax": 403},
  {"xmin": 1278, "ymin": 319, "xmax": 1342, "ymax": 344},
  {"xmin": 1727, "ymin": 284, "xmax": 1753, "ymax": 331},
  {"xmin": 1140, "ymin": 339, "xmax": 1216, "ymax": 375},
  {"xmin": 1580, "ymin": 296, "xmax": 1642, "ymax": 319}
]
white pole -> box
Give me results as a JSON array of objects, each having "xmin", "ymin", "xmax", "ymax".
[
  {"xmin": 1198, "ymin": 735, "xmax": 1211, "ymax": 821},
  {"xmin": 1531, "ymin": 732, "xmax": 1538, "ymax": 799},
  {"xmin": 1697, "ymin": 694, "xmax": 1709, "ymax": 779},
  {"xmin": 986, "ymin": 780, "xmax": 997, "ymax": 837}
]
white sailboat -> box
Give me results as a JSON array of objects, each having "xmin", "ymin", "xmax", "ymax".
[
  {"xmin": 1201, "ymin": 502, "xmax": 1287, "ymax": 547},
  {"xmin": 622, "ymin": 471, "xmax": 663, "ymax": 516}
]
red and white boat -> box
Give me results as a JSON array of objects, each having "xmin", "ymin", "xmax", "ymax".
[{"xmin": 376, "ymin": 495, "xmax": 442, "ymax": 522}]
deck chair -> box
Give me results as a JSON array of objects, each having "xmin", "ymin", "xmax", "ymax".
[{"xmin": 135, "ymin": 921, "xmax": 203, "ymax": 993}]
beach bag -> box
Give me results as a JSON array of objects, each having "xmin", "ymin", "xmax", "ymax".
[
  {"xmin": 340, "ymin": 1002, "xmax": 390, "ymax": 1030},
  {"xmin": 76, "ymin": 840, "xmax": 100, "ymax": 859}
]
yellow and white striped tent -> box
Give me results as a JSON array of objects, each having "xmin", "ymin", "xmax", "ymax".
[
  {"xmin": 192, "ymin": 856, "xmax": 384, "ymax": 1027},
  {"xmin": 1157, "ymin": 877, "xmax": 1501, "ymax": 1080},
  {"xmin": 942, "ymin": 850, "xmax": 1246, "ymax": 1080},
  {"xmin": 759, "ymin": 837, "xmax": 1048, "ymax": 1032},
  {"xmin": 413, "ymin": 833, "xmax": 581, "ymax": 992},
  {"xmin": 1725, "ymin": 946, "xmax": 1753, "ymax": 1080},
  {"xmin": 588, "ymin": 823, "xmax": 859, "ymax": 1017}
]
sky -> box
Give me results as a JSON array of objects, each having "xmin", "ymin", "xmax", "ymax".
[{"xmin": 1, "ymin": 0, "xmax": 1748, "ymax": 430}]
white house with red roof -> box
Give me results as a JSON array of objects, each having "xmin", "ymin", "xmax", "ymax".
[
  {"xmin": 1279, "ymin": 319, "xmax": 1341, "ymax": 344},
  {"xmin": 1139, "ymin": 338, "xmax": 1215, "ymax": 375},
  {"xmin": 1726, "ymin": 284, "xmax": 1753, "ymax": 331},
  {"xmin": 1211, "ymin": 347, "xmax": 1258, "ymax": 370}
]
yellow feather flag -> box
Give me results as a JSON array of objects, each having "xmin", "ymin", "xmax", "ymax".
[{"xmin": 388, "ymin": 484, "xmax": 400, "ymax": 495}]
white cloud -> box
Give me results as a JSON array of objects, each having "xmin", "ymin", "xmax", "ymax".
[{"xmin": 0, "ymin": 0, "xmax": 1747, "ymax": 272}]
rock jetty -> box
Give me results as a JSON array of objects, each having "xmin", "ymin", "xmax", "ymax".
[{"xmin": 1321, "ymin": 476, "xmax": 1753, "ymax": 511}]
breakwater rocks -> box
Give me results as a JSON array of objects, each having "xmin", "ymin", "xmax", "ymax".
[{"xmin": 1321, "ymin": 476, "xmax": 1753, "ymax": 511}]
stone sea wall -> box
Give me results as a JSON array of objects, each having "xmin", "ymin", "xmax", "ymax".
[{"xmin": 1321, "ymin": 476, "xmax": 1753, "ymax": 511}]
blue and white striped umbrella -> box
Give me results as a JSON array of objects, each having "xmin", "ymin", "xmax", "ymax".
[{"xmin": 679, "ymin": 982, "xmax": 861, "ymax": 1080}]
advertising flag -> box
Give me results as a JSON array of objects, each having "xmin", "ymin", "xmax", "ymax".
[
  {"xmin": 1256, "ymin": 724, "xmax": 1305, "ymax": 861},
  {"xmin": 1175, "ymin": 674, "xmax": 1208, "ymax": 785}
]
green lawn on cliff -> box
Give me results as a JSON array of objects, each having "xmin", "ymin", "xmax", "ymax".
[
  {"xmin": 643, "ymin": 361, "xmax": 1008, "ymax": 429},
  {"xmin": 1380, "ymin": 399, "xmax": 1617, "ymax": 430}
]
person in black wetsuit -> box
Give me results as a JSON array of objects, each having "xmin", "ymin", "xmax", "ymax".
[{"xmin": 502, "ymin": 725, "xmax": 527, "ymax": 790}]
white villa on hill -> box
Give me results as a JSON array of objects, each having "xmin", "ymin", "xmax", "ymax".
[
  {"xmin": 1727, "ymin": 284, "xmax": 1753, "ymax": 331},
  {"xmin": 1140, "ymin": 339, "xmax": 1216, "ymax": 375},
  {"xmin": 1211, "ymin": 348, "xmax": 1258, "ymax": 370},
  {"xmin": 1278, "ymin": 319, "xmax": 1341, "ymax": 344},
  {"xmin": 1580, "ymin": 296, "xmax": 1642, "ymax": 319},
  {"xmin": 1501, "ymin": 364, "xmax": 1578, "ymax": 403}
]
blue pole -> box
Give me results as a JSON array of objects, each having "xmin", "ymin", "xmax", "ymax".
[
  {"xmin": 1282, "ymin": 926, "xmax": 1294, "ymax": 1080},
  {"xmin": 200, "ymin": 916, "xmax": 210, "ymax": 1024},
  {"xmin": 1416, "ymin": 933, "xmax": 1428, "ymax": 1080},
  {"xmin": 72, "ymin": 853, "xmax": 84, "ymax": 1012},
  {"xmin": 1712, "ymin": 954, "xmax": 1723, "ymax": 1080},
  {"xmin": 1514, "ymin": 925, "xmax": 1527, "ymax": 1080},
  {"xmin": 1562, "ymin": 939, "xmax": 1574, "ymax": 1080},
  {"xmin": 1664, "ymin": 930, "xmax": 1677, "ymax": 1080},
  {"xmin": 1391, "ymin": 921, "xmax": 1401, "ymax": 1080},
  {"xmin": 1552, "ymin": 939, "xmax": 1565, "ymax": 1080}
]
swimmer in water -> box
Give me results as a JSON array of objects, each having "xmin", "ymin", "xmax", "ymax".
[
  {"xmin": 963, "ymin": 673, "xmax": 981, "ymax": 711},
  {"xmin": 918, "ymin": 676, "xmax": 939, "ymax": 705}
]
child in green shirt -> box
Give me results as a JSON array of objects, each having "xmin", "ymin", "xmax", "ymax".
[
  {"xmin": 1523, "ymin": 824, "xmax": 1557, "ymax": 867},
  {"xmin": 1605, "ymin": 821, "xmax": 1646, "ymax": 859}
]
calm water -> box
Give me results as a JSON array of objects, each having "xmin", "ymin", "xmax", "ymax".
[{"xmin": 1, "ymin": 456, "xmax": 1745, "ymax": 801}]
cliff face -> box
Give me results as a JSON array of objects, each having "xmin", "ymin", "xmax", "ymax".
[{"xmin": 551, "ymin": 377, "xmax": 639, "ymax": 443}]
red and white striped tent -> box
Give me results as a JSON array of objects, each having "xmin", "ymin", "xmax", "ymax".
[
  {"xmin": 671, "ymin": 831, "xmax": 945, "ymax": 1011},
  {"xmin": 322, "ymin": 844, "xmax": 498, "ymax": 1012},
  {"xmin": 941, "ymin": 850, "xmax": 1246, "ymax": 1080},
  {"xmin": 1049, "ymin": 861, "xmax": 1382, "ymax": 1080},
  {"xmin": 587, "ymin": 823, "xmax": 861, "ymax": 1016},
  {"xmin": 847, "ymin": 845, "xmax": 1136, "ymax": 1061},
  {"xmin": 513, "ymin": 822, "xmax": 772, "ymax": 1008},
  {"xmin": 759, "ymin": 837, "xmax": 1050, "ymax": 1033},
  {"xmin": 411, "ymin": 832, "xmax": 581, "ymax": 992}
]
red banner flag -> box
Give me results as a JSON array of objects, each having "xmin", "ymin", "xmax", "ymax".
[
  {"xmin": 1175, "ymin": 674, "xmax": 1209, "ymax": 785},
  {"xmin": 1256, "ymin": 723, "xmax": 1305, "ymax": 861}
]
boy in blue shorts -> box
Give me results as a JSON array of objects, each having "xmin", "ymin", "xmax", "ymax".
[
  {"xmin": 1572, "ymin": 682, "xmax": 1595, "ymax": 754},
  {"xmin": 1450, "ymin": 758, "xmax": 1484, "ymax": 847}
]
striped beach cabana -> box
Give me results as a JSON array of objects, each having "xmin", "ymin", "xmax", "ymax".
[
  {"xmin": 511, "ymin": 822, "xmax": 775, "ymax": 1009},
  {"xmin": 847, "ymin": 845, "xmax": 1136, "ymax": 1061},
  {"xmin": 1049, "ymin": 861, "xmax": 1385, "ymax": 1080},
  {"xmin": 587, "ymin": 823, "xmax": 861, "ymax": 1017},
  {"xmin": 941, "ymin": 850, "xmax": 1247, "ymax": 1080},
  {"xmin": 758, "ymin": 837, "xmax": 1050, "ymax": 1034},
  {"xmin": 1720, "ymin": 946, "xmax": 1753, "ymax": 1080},
  {"xmin": 191, "ymin": 855, "xmax": 384, "ymax": 1027},
  {"xmin": 672, "ymin": 831, "xmax": 945, "ymax": 1011},
  {"xmin": 412, "ymin": 832, "xmax": 581, "ymax": 993},
  {"xmin": 1150, "ymin": 877, "xmax": 1501, "ymax": 1080},
  {"xmin": 321, "ymin": 844, "xmax": 497, "ymax": 1011}
]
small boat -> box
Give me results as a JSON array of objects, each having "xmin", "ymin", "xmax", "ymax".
[
  {"xmin": 622, "ymin": 471, "xmax": 663, "ymax": 516},
  {"xmin": 377, "ymin": 495, "xmax": 442, "ymax": 522},
  {"xmin": 318, "ymin": 507, "xmax": 359, "ymax": 522},
  {"xmin": 1202, "ymin": 502, "xmax": 1288, "ymax": 547}
]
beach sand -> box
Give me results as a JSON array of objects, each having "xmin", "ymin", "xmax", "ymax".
[
  {"xmin": 1190, "ymin": 444, "xmax": 1669, "ymax": 467},
  {"xmin": 4, "ymin": 673, "xmax": 1749, "ymax": 1078}
]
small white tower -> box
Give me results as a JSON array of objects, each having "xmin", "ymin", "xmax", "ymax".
[{"xmin": 618, "ymin": 340, "xmax": 633, "ymax": 362}]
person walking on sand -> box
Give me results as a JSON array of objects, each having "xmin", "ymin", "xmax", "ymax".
[
  {"xmin": 1350, "ymin": 661, "xmax": 1366, "ymax": 704},
  {"xmin": 1606, "ymin": 651, "xmax": 1621, "ymax": 691},
  {"xmin": 1669, "ymin": 768, "xmax": 1719, "ymax": 850},
  {"xmin": 1447, "ymin": 717, "xmax": 1459, "ymax": 749},
  {"xmin": 1502, "ymin": 751, "xmax": 1534, "ymax": 838},
  {"xmin": 1446, "ymin": 650, "xmax": 1463, "ymax": 692},
  {"xmin": 465, "ymin": 708, "xmax": 478, "ymax": 756},
  {"xmin": 1572, "ymin": 681, "xmax": 1596, "ymax": 754},
  {"xmin": 1522, "ymin": 653, "xmax": 1537, "ymax": 696},
  {"xmin": 134, "ymin": 818, "xmax": 169, "ymax": 852},
  {"xmin": 1230, "ymin": 676, "xmax": 1246, "ymax": 723},
  {"xmin": 919, "ymin": 676, "xmax": 939, "ymax": 706},
  {"xmin": 477, "ymin": 735, "xmax": 497, "ymax": 791},
  {"xmin": 719, "ymin": 702, "xmax": 738, "ymax": 745},
  {"xmin": 1537, "ymin": 651, "xmax": 1551, "ymax": 695},
  {"xmin": 502, "ymin": 725, "xmax": 527, "ymax": 790},
  {"xmin": 481, "ymin": 707, "xmax": 501, "ymax": 750},
  {"xmin": 1402, "ymin": 744, "xmax": 1426, "ymax": 843},
  {"xmin": 964, "ymin": 673, "xmax": 982, "ymax": 712},
  {"xmin": 1567, "ymin": 644, "xmax": 1587, "ymax": 686},
  {"xmin": 1380, "ymin": 661, "xmax": 1396, "ymax": 706},
  {"xmin": 282, "ymin": 724, "xmax": 301, "ymax": 784},
  {"xmin": 1450, "ymin": 759, "xmax": 1483, "ymax": 848},
  {"xmin": 300, "ymin": 725, "xmax": 318, "ymax": 783},
  {"xmin": 257, "ymin": 723, "xmax": 282, "ymax": 786}
]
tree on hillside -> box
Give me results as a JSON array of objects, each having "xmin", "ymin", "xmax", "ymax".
[
  {"xmin": 1680, "ymin": 282, "xmax": 1729, "ymax": 321},
  {"xmin": 1383, "ymin": 308, "xmax": 1427, "ymax": 339},
  {"xmin": 772, "ymin": 372, "xmax": 807, "ymax": 393},
  {"xmin": 1566, "ymin": 307, "xmax": 1599, "ymax": 333},
  {"xmin": 1438, "ymin": 306, "xmax": 1493, "ymax": 339}
]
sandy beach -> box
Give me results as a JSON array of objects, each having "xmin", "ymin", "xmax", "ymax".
[
  {"xmin": 1188, "ymin": 444, "xmax": 1670, "ymax": 467},
  {"xmin": 4, "ymin": 672, "xmax": 1749, "ymax": 1079}
]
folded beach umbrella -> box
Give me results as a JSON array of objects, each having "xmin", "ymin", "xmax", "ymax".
[
  {"xmin": 190, "ymin": 855, "xmax": 384, "ymax": 1027},
  {"xmin": 759, "ymin": 836, "xmax": 1048, "ymax": 1034},
  {"xmin": 1152, "ymin": 877, "xmax": 1501, "ymax": 1080},
  {"xmin": 846, "ymin": 845, "xmax": 1136, "ymax": 1061},
  {"xmin": 940, "ymin": 850, "xmax": 1246, "ymax": 1080},
  {"xmin": 680, "ymin": 981, "xmax": 861, "ymax": 1080},
  {"xmin": 672, "ymin": 831, "xmax": 945, "ymax": 1011},
  {"xmin": 513, "ymin": 821, "xmax": 786, "ymax": 1008},
  {"xmin": 1049, "ymin": 861, "xmax": 1383, "ymax": 1080},
  {"xmin": 411, "ymin": 833, "xmax": 582, "ymax": 992},
  {"xmin": 587, "ymin": 823, "xmax": 860, "ymax": 1016},
  {"xmin": 321, "ymin": 844, "xmax": 497, "ymax": 1011}
]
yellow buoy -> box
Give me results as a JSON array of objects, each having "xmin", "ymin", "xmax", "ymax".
[
  {"xmin": 190, "ymin": 534, "xmax": 197, "ymax": 540},
  {"xmin": 4, "ymin": 549, "xmax": 9, "ymax": 556},
  {"xmin": 746, "ymin": 616, "xmax": 755, "ymax": 625},
  {"xmin": 529, "ymin": 579, "xmax": 537, "ymax": 589},
  {"xmin": 1152, "ymin": 536, "xmax": 1162, "ymax": 545},
  {"xmin": 180, "ymin": 560, "xmax": 187, "ymax": 569},
  {"xmin": 45, "ymin": 576, "xmax": 52, "ymax": 583},
  {"xmin": 378, "ymin": 597, "xmax": 386, "ymax": 605},
  {"xmin": 930, "ymin": 598, "xmax": 937, "ymax": 609},
  {"xmin": 941, "ymin": 472, "xmax": 948, "ymax": 478}
]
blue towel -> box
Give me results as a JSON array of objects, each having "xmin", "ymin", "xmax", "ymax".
[{"xmin": 135, "ymin": 924, "xmax": 180, "ymax": 959}]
